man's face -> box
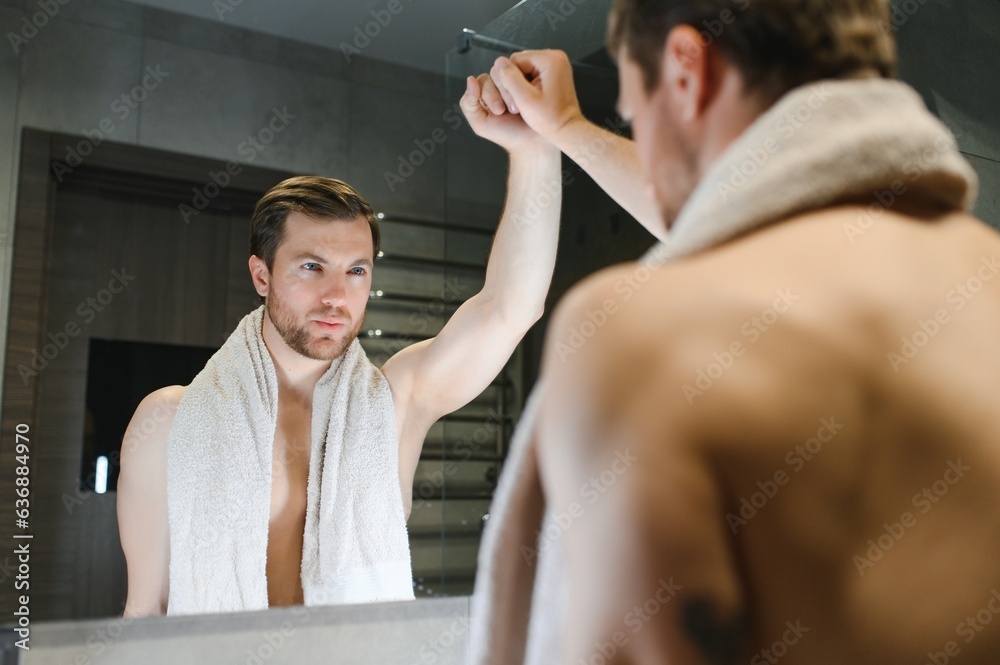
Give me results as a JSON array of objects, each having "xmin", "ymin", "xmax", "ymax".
[
  {"xmin": 616, "ymin": 47, "xmax": 699, "ymax": 229},
  {"xmin": 263, "ymin": 211, "xmax": 373, "ymax": 361}
]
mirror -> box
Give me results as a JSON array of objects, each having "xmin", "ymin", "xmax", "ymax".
[{"xmin": 0, "ymin": 0, "xmax": 640, "ymax": 642}]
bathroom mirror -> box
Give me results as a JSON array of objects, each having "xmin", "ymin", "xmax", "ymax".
[{"xmin": 0, "ymin": 0, "xmax": 642, "ymax": 640}]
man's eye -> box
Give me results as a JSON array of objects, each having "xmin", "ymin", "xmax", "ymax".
[
  {"xmin": 303, "ymin": 262, "xmax": 320, "ymax": 271},
  {"xmin": 351, "ymin": 267, "xmax": 366, "ymax": 276}
]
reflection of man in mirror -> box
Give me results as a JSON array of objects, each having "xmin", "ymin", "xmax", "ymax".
[
  {"xmin": 469, "ymin": 1, "xmax": 1000, "ymax": 664},
  {"xmin": 117, "ymin": 79, "xmax": 563, "ymax": 617}
]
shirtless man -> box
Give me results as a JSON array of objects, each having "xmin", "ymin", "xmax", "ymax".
[
  {"xmin": 117, "ymin": 75, "xmax": 562, "ymax": 617},
  {"xmin": 473, "ymin": 0, "xmax": 1000, "ymax": 663}
]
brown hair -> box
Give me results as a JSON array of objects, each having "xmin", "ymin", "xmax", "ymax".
[
  {"xmin": 250, "ymin": 175, "xmax": 381, "ymax": 272},
  {"xmin": 607, "ymin": 0, "xmax": 898, "ymax": 104}
]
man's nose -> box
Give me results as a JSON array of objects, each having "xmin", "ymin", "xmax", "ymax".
[{"xmin": 320, "ymin": 274, "xmax": 349, "ymax": 305}]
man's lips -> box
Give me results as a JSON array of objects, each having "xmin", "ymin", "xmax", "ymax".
[{"xmin": 314, "ymin": 318, "xmax": 346, "ymax": 330}]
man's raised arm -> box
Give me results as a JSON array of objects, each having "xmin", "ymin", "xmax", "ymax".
[
  {"xmin": 482, "ymin": 50, "xmax": 666, "ymax": 241},
  {"xmin": 381, "ymin": 73, "xmax": 562, "ymax": 434}
]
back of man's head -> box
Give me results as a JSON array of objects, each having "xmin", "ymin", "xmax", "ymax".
[{"xmin": 607, "ymin": 0, "xmax": 898, "ymax": 105}]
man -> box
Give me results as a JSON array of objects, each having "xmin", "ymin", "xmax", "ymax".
[
  {"xmin": 117, "ymin": 75, "xmax": 562, "ymax": 617},
  {"xmin": 468, "ymin": 1, "xmax": 1000, "ymax": 664}
]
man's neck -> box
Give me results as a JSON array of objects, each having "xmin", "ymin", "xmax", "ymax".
[
  {"xmin": 260, "ymin": 310, "xmax": 332, "ymax": 398},
  {"xmin": 696, "ymin": 68, "xmax": 770, "ymax": 183}
]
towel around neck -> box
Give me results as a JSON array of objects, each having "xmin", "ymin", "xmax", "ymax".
[{"xmin": 166, "ymin": 305, "xmax": 414, "ymax": 615}]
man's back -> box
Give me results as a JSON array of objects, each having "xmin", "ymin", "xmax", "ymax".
[
  {"xmin": 706, "ymin": 207, "xmax": 1000, "ymax": 662},
  {"xmin": 559, "ymin": 206, "xmax": 1000, "ymax": 664}
]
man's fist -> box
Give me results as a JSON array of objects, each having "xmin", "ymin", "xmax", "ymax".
[
  {"xmin": 461, "ymin": 68, "xmax": 544, "ymax": 153},
  {"xmin": 487, "ymin": 49, "xmax": 585, "ymax": 142},
  {"xmin": 461, "ymin": 49, "xmax": 585, "ymax": 152}
]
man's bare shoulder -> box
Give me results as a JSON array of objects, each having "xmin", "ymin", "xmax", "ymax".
[
  {"xmin": 545, "ymin": 204, "xmax": 1000, "ymax": 443},
  {"xmin": 135, "ymin": 385, "xmax": 186, "ymax": 422},
  {"xmin": 544, "ymin": 260, "xmax": 761, "ymax": 407},
  {"xmin": 542, "ymin": 233, "xmax": 870, "ymax": 445},
  {"xmin": 546, "ymin": 255, "xmax": 827, "ymax": 366},
  {"xmin": 121, "ymin": 386, "xmax": 187, "ymax": 457}
]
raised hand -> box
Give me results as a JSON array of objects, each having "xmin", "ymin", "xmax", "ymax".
[
  {"xmin": 487, "ymin": 49, "xmax": 585, "ymax": 143},
  {"xmin": 460, "ymin": 69, "xmax": 545, "ymax": 153}
]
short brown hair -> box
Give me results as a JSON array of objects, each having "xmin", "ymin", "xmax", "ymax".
[
  {"xmin": 250, "ymin": 175, "xmax": 381, "ymax": 271},
  {"xmin": 607, "ymin": 0, "xmax": 898, "ymax": 104}
]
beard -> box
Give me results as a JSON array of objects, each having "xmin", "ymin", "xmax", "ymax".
[{"xmin": 265, "ymin": 292, "xmax": 364, "ymax": 361}]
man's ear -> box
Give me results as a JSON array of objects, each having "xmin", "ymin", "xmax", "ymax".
[
  {"xmin": 661, "ymin": 25, "xmax": 713, "ymax": 123},
  {"xmin": 248, "ymin": 255, "xmax": 270, "ymax": 298}
]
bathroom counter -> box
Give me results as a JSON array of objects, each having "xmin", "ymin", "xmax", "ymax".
[{"xmin": 16, "ymin": 595, "xmax": 471, "ymax": 664}]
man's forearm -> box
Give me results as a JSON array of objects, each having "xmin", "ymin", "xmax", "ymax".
[
  {"xmin": 551, "ymin": 115, "xmax": 666, "ymax": 241},
  {"xmin": 481, "ymin": 142, "xmax": 563, "ymax": 327}
]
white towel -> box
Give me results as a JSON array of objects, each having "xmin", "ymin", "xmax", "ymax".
[
  {"xmin": 468, "ymin": 77, "xmax": 979, "ymax": 664},
  {"xmin": 165, "ymin": 305, "xmax": 414, "ymax": 615}
]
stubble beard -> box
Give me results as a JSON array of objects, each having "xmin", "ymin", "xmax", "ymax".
[{"xmin": 265, "ymin": 292, "xmax": 364, "ymax": 361}]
